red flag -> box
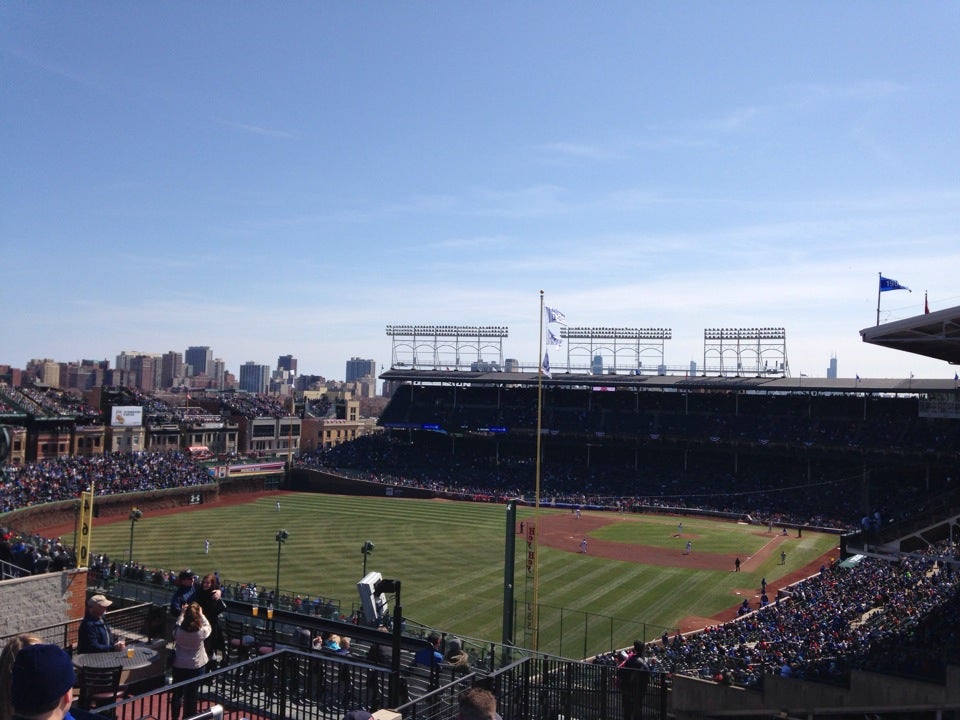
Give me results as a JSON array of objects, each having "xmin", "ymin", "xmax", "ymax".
[{"xmin": 924, "ymin": 292, "xmax": 930, "ymax": 314}]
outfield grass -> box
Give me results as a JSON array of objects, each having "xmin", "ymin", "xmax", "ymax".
[{"xmin": 88, "ymin": 493, "xmax": 838, "ymax": 655}]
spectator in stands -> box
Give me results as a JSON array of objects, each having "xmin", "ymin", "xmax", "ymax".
[
  {"xmin": 458, "ymin": 687, "xmax": 501, "ymax": 720},
  {"xmin": 170, "ymin": 569, "xmax": 197, "ymax": 617},
  {"xmin": 195, "ymin": 573, "xmax": 226, "ymax": 669},
  {"xmin": 8, "ymin": 644, "xmax": 75, "ymax": 720},
  {"xmin": 444, "ymin": 637, "xmax": 471, "ymax": 675},
  {"xmin": 414, "ymin": 632, "xmax": 443, "ymax": 666},
  {"xmin": 0, "ymin": 634, "xmax": 40, "ymax": 720},
  {"xmin": 618, "ymin": 640, "xmax": 651, "ymax": 720},
  {"xmin": 171, "ymin": 602, "xmax": 211, "ymax": 720},
  {"xmin": 77, "ymin": 594, "xmax": 125, "ymax": 654}
]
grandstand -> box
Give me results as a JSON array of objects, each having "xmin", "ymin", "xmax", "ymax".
[{"xmin": 2, "ymin": 308, "xmax": 959, "ymax": 717}]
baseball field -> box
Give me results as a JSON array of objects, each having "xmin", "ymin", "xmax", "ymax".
[{"xmin": 60, "ymin": 490, "xmax": 839, "ymax": 656}]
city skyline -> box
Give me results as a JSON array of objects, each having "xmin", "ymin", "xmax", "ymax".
[{"xmin": 3, "ymin": 4, "xmax": 958, "ymax": 381}]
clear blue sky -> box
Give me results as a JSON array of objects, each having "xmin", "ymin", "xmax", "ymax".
[{"xmin": 2, "ymin": 2, "xmax": 958, "ymax": 381}]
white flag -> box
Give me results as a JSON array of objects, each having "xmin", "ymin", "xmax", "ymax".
[
  {"xmin": 545, "ymin": 306, "xmax": 567, "ymax": 325},
  {"xmin": 541, "ymin": 351, "xmax": 551, "ymax": 378},
  {"xmin": 546, "ymin": 328, "xmax": 563, "ymax": 348}
]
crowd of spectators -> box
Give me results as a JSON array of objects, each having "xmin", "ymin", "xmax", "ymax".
[
  {"xmin": 380, "ymin": 385, "xmax": 960, "ymax": 459},
  {"xmin": 0, "ymin": 451, "xmax": 211, "ymax": 513},
  {"xmin": 298, "ymin": 433, "xmax": 910, "ymax": 529},
  {"xmin": 0, "ymin": 526, "xmax": 76, "ymax": 575},
  {"xmin": 219, "ymin": 392, "xmax": 289, "ymax": 419},
  {"xmin": 640, "ymin": 551, "xmax": 959, "ymax": 687}
]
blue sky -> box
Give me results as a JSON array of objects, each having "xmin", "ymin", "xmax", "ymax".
[{"xmin": 2, "ymin": 2, "xmax": 958, "ymax": 381}]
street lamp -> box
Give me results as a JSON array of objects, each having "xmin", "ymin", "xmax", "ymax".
[
  {"xmin": 128, "ymin": 507, "xmax": 143, "ymax": 563},
  {"xmin": 361, "ymin": 540, "xmax": 375, "ymax": 576}
]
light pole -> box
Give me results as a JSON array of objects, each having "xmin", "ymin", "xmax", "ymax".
[
  {"xmin": 361, "ymin": 540, "xmax": 375, "ymax": 576},
  {"xmin": 275, "ymin": 529, "xmax": 289, "ymax": 604},
  {"xmin": 274, "ymin": 529, "xmax": 289, "ymax": 647},
  {"xmin": 128, "ymin": 507, "xmax": 143, "ymax": 563}
]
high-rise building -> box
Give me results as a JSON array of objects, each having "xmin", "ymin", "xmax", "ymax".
[
  {"xmin": 185, "ymin": 346, "xmax": 213, "ymax": 377},
  {"xmin": 239, "ymin": 361, "xmax": 270, "ymax": 393},
  {"xmin": 116, "ymin": 351, "xmax": 162, "ymax": 390},
  {"xmin": 278, "ymin": 355, "xmax": 298, "ymax": 374},
  {"xmin": 161, "ymin": 351, "xmax": 184, "ymax": 389},
  {"xmin": 210, "ymin": 358, "xmax": 226, "ymax": 390},
  {"xmin": 346, "ymin": 357, "xmax": 377, "ymax": 383},
  {"xmin": 827, "ymin": 356, "xmax": 838, "ymax": 379}
]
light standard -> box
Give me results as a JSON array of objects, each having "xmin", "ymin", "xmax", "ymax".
[
  {"xmin": 274, "ymin": 529, "xmax": 289, "ymax": 648},
  {"xmin": 361, "ymin": 540, "xmax": 375, "ymax": 576},
  {"xmin": 275, "ymin": 529, "xmax": 289, "ymax": 604},
  {"xmin": 128, "ymin": 507, "xmax": 143, "ymax": 563}
]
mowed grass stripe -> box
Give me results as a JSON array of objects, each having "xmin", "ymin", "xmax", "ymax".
[{"xmin": 89, "ymin": 492, "xmax": 837, "ymax": 651}]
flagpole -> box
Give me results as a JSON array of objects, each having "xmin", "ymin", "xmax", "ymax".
[
  {"xmin": 532, "ymin": 290, "xmax": 545, "ymax": 651},
  {"xmin": 876, "ymin": 272, "xmax": 881, "ymax": 326}
]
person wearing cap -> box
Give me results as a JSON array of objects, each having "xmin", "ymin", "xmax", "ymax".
[
  {"xmin": 1, "ymin": 634, "xmax": 42, "ymax": 720},
  {"xmin": 77, "ymin": 595, "xmax": 124, "ymax": 654},
  {"xmin": 9, "ymin": 644, "xmax": 76, "ymax": 720},
  {"xmin": 169, "ymin": 570, "xmax": 197, "ymax": 617}
]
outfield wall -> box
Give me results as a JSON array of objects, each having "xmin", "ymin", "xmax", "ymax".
[{"xmin": 288, "ymin": 467, "xmax": 440, "ymax": 499}]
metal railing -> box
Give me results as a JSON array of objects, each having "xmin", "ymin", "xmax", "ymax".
[{"xmin": 88, "ymin": 649, "xmax": 395, "ymax": 720}]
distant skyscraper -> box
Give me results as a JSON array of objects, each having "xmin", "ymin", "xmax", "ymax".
[
  {"xmin": 185, "ymin": 346, "xmax": 213, "ymax": 377},
  {"xmin": 827, "ymin": 356, "xmax": 838, "ymax": 379},
  {"xmin": 277, "ymin": 355, "xmax": 298, "ymax": 374},
  {"xmin": 346, "ymin": 357, "xmax": 377, "ymax": 383},
  {"xmin": 161, "ymin": 351, "xmax": 184, "ymax": 389},
  {"xmin": 239, "ymin": 361, "xmax": 270, "ymax": 393},
  {"xmin": 210, "ymin": 358, "xmax": 226, "ymax": 390}
]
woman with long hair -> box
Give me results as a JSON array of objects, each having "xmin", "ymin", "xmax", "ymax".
[
  {"xmin": 194, "ymin": 573, "xmax": 226, "ymax": 668},
  {"xmin": 171, "ymin": 602, "xmax": 211, "ymax": 720}
]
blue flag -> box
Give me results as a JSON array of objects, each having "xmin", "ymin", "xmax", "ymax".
[
  {"xmin": 545, "ymin": 306, "xmax": 567, "ymax": 325},
  {"xmin": 879, "ymin": 276, "xmax": 911, "ymax": 292}
]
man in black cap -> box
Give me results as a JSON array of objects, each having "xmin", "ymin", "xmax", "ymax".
[
  {"xmin": 617, "ymin": 640, "xmax": 651, "ymax": 720},
  {"xmin": 77, "ymin": 593, "xmax": 125, "ymax": 653},
  {"xmin": 10, "ymin": 643, "xmax": 76, "ymax": 720},
  {"xmin": 170, "ymin": 569, "xmax": 197, "ymax": 617}
]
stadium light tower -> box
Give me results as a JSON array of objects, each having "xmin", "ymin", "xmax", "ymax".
[
  {"xmin": 128, "ymin": 507, "xmax": 143, "ymax": 563},
  {"xmin": 275, "ymin": 529, "xmax": 289, "ymax": 605},
  {"xmin": 361, "ymin": 539, "xmax": 375, "ymax": 576}
]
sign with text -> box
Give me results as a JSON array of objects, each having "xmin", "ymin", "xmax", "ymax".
[{"xmin": 111, "ymin": 406, "xmax": 143, "ymax": 427}]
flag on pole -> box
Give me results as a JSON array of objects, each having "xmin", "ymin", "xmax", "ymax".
[
  {"xmin": 545, "ymin": 306, "xmax": 567, "ymax": 325},
  {"xmin": 879, "ymin": 276, "xmax": 911, "ymax": 292},
  {"xmin": 546, "ymin": 328, "xmax": 562, "ymax": 348},
  {"xmin": 855, "ymin": 374, "xmax": 860, "ymax": 382},
  {"xmin": 540, "ymin": 352, "xmax": 551, "ymax": 378}
]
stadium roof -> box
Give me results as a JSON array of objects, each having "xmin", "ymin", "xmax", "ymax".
[
  {"xmin": 860, "ymin": 304, "xmax": 960, "ymax": 366},
  {"xmin": 379, "ymin": 368, "xmax": 959, "ymax": 394}
]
